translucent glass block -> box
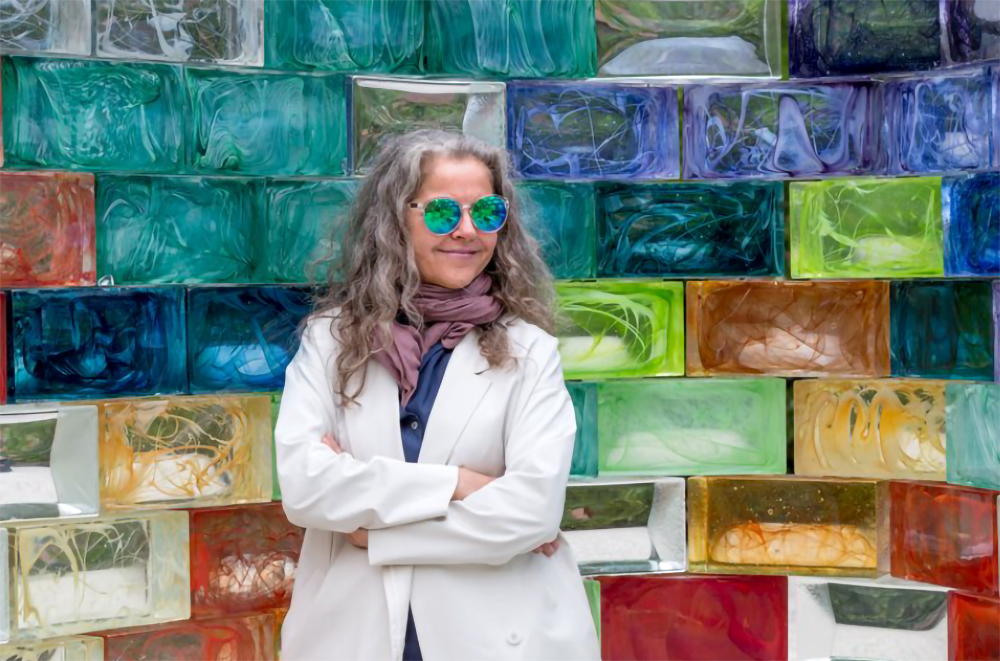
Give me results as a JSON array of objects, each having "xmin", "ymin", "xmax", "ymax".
[
  {"xmin": 98, "ymin": 612, "xmax": 276, "ymax": 660},
  {"xmin": 269, "ymin": 393, "xmax": 281, "ymax": 501},
  {"xmin": 791, "ymin": 177, "xmax": 944, "ymax": 279},
  {"xmin": 95, "ymin": 0, "xmax": 264, "ymax": 65},
  {"xmin": 515, "ymin": 181, "xmax": 597, "ymax": 280},
  {"xmin": 188, "ymin": 68, "xmax": 348, "ymax": 176},
  {"xmin": 943, "ymin": 171, "xmax": 999, "ymax": 277},
  {"xmin": 101, "ymin": 395, "xmax": 273, "ymax": 510},
  {"xmin": 2, "ymin": 511, "xmax": 190, "ymax": 640},
  {"xmin": 597, "ymin": 181, "xmax": 784, "ymax": 278},
  {"xmin": 11, "ymin": 288, "xmax": 187, "ymax": 402},
  {"xmin": 793, "ymin": 379, "xmax": 946, "ymax": 481},
  {"xmin": 688, "ymin": 476, "xmax": 889, "ymax": 577},
  {"xmin": 425, "ymin": 0, "xmax": 596, "ymax": 78},
  {"xmin": 96, "ymin": 175, "xmax": 262, "ymax": 285},
  {"xmin": 566, "ymin": 382, "xmax": 598, "ymax": 479},
  {"xmin": 788, "ymin": 576, "xmax": 949, "ymax": 661},
  {"xmin": 890, "ymin": 481, "xmax": 998, "ymax": 595},
  {"xmin": 596, "ymin": 0, "xmax": 782, "ymax": 77},
  {"xmin": 598, "ymin": 575, "xmax": 788, "ymax": 660},
  {"xmin": 187, "ymin": 286, "xmax": 312, "ymax": 394},
  {"xmin": 556, "ymin": 280, "xmax": 684, "ymax": 380},
  {"xmin": 949, "ymin": 592, "xmax": 1000, "ymax": 661},
  {"xmin": 562, "ymin": 479, "xmax": 685, "ymax": 575},
  {"xmin": 0, "ymin": 404, "xmax": 99, "ymax": 523},
  {"xmin": 190, "ymin": 503, "xmax": 304, "ymax": 616},
  {"xmin": 597, "ymin": 378, "xmax": 786, "ymax": 476},
  {"xmin": 890, "ymin": 280, "xmax": 995, "ymax": 380},
  {"xmin": 265, "ymin": 0, "xmax": 422, "ymax": 73},
  {"xmin": 0, "ymin": 0, "xmax": 90, "ymax": 56},
  {"xmin": 947, "ymin": 383, "xmax": 1000, "ymax": 490},
  {"xmin": 0, "ymin": 58, "xmax": 185, "ymax": 172},
  {"xmin": 0, "ymin": 171, "xmax": 96, "ymax": 288},
  {"xmin": 886, "ymin": 67, "xmax": 997, "ymax": 175},
  {"xmin": 258, "ymin": 178, "xmax": 360, "ymax": 284},
  {"xmin": 0, "ymin": 293, "xmax": 6, "ymax": 405},
  {"xmin": 0, "ymin": 635, "xmax": 103, "ymax": 661},
  {"xmin": 508, "ymin": 81, "xmax": 679, "ymax": 181},
  {"xmin": 352, "ymin": 77, "xmax": 505, "ymax": 174},
  {"xmin": 788, "ymin": 0, "xmax": 941, "ymax": 78},
  {"xmin": 583, "ymin": 579, "xmax": 600, "ymax": 639},
  {"xmin": 944, "ymin": 0, "xmax": 1000, "ymax": 65},
  {"xmin": 996, "ymin": 281, "xmax": 1000, "ymax": 383},
  {"xmin": 686, "ymin": 280, "xmax": 891, "ymax": 378},
  {"xmin": 683, "ymin": 80, "xmax": 886, "ymax": 180}
]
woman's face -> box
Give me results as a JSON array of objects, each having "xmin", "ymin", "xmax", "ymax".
[{"xmin": 407, "ymin": 155, "xmax": 499, "ymax": 289}]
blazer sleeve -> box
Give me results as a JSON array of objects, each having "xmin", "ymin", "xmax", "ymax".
[
  {"xmin": 366, "ymin": 333, "xmax": 575, "ymax": 566},
  {"xmin": 276, "ymin": 317, "xmax": 460, "ymax": 533}
]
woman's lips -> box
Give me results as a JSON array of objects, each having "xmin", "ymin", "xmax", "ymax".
[{"xmin": 437, "ymin": 248, "xmax": 479, "ymax": 257}]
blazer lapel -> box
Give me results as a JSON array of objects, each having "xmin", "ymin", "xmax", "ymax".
[{"xmin": 343, "ymin": 359, "xmax": 405, "ymax": 462}]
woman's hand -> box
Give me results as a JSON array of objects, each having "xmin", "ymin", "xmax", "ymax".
[
  {"xmin": 346, "ymin": 529, "xmax": 369, "ymax": 548},
  {"xmin": 531, "ymin": 534, "xmax": 561, "ymax": 558},
  {"xmin": 322, "ymin": 433, "xmax": 344, "ymax": 454},
  {"xmin": 453, "ymin": 467, "xmax": 496, "ymax": 501}
]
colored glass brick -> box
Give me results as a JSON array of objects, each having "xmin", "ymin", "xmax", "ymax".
[
  {"xmin": 943, "ymin": 171, "xmax": 999, "ymax": 277},
  {"xmin": 890, "ymin": 280, "xmax": 995, "ymax": 380},
  {"xmin": 0, "ymin": 636, "xmax": 103, "ymax": 661},
  {"xmin": 259, "ymin": 178, "xmax": 359, "ymax": 284},
  {"xmin": 0, "ymin": 404, "xmax": 99, "ymax": 522},
  {"xmin": 190, "ymin": 503, "xmax": 304, "ymax": 617},
  {"xmin": 789, "ymin": 0, "xmax": 942, "ymax": 78},
  {"xmin": 351, "ymin": 77, "xmax": 505, "ymax": 174},
  {"xmin": 944, "ymin": 0, "xmax": 1000, "ymax": 65},
  {"xmin": 515, "ymin": 181, "xmax": 597, "ymax": 280},
  {"xmin": 0, "ymin": 171, "xmax": 96, "ymax": 287},
  {"xmin": 597, "ymin": 181, "xmax": 783, "ymax": 278},
  {"xmin": 597, "ymin": 378, "xmax": 786, "ymax": 476},
  {"xmin": 566, "ymin": 382, "xmax": 598, "ymax": 479},
  {"xmin": 187, "ymin": 286, "xmax": 311, "ymax": 394},
  {"xmin": 683, "ymin": 80, "xmax": 886, "ymax": 180},
  {"xmin": 265, "ymin": 0, "xmax": 422, "ymax": 73},
  {"xmin": 100, "ymin": 395, "xmax": 272, "ymax": 510},
  {"xmin": 599, "ymin": 574, "xmax": 788, "ymax": 661},
  {"xmin": 791, "ymin": 177, "xmax": 944, "ymax": 279},
  {"xmin": 556, "ymin": 280, "xmax": 684, "ymax": 380},
  {"xmin": 1, "ymin": 292, "xmax": 6, "ymax": 405},
  {"xmin": 596, "ymin": 0, "xmax": 782, "ymax": 77},
  {"xmin": 508, "ymin": 81, "xmax": 679, "ymax": 181},
  {"xmin": 95, "ymin": 0, "xmax": 264, "ymax": 65},
  {"xmin": 890, "ymin": 481, "xmax": 998, "ymax": 595},
  {"xmin": 0, "ymin": 0, "xmax": 90, "ymax": 56},
  {"xmin": 996, "ymin": 281, "xmax": 1000, "ymax": 383},
  {"xmin": 96, "ymin": 175, "xmax": 261, "ymax": 285},
  {"xmin": 425, "ymin": 0, "xmax": 596, "ymax": 78},
  {"xmin": 947, "ymin": 382, "xmax": 999, "ymax": 490},
  {"xmin": 98, "ymin": 612, "xmax": 275, "ymax": 661},
  {"xmin": 1, "ymin": 57, "xmax": 185, "ymax": 172},
  {"xmin": 11, "ymin": 287, "xmax": 186, "ymax": 402},
  {"xmin": 887, "ymin": 66, "xmax": 997, "ymax": 175},
  {"xmin": 688, "ymin": 476, "xmax": 889, "ymax": 577},
  {"xmin": 949, "ymin": 592, "xmax": 1000, "ymax": 661},
  {"xmin": 270, "ymin": 392, "xmax": 282, "ymax": 501},
  {"xmin": 2, "ymin": 511, "xmax": 190, "ymax": 640},
  {"xmin": 793, "ymin": 379, "xmax": 947, "ymax": 481},
  {"xmin": 562, "ymin": 479, "xmax": 685, "ymax": 574},
  {"xmin": 686, "ymin": 280, "xmax": 891, "ymax": 377},
  {"xmin": 188, "ymin": 68, "xmax": 347, "ymax": 176}
]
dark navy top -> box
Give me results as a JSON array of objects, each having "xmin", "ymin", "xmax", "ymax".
[{"xmin": 401, "ymin": 341, "xmax": 453, "ymax": 661}]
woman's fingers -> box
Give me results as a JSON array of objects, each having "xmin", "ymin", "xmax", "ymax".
[{"xmin": 321, "ymin": 433, "xmax": 343, "ymax": 453}]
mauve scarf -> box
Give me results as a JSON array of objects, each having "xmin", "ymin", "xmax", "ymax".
[{"xmin": 372, "ymin": 273, "xmax": 502, "ymax": 405}]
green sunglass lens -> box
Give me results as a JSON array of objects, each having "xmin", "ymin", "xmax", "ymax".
[
  {"xmin": 423, "ymin": 198, "xmax": 461, "ymax": 234},
  {"xmin": 471, "ymin": 195, "xmax": 507, "ymax": 232}
]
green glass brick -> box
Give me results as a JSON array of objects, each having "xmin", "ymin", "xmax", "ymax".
[
  {"xmin": 567, "ymin": 381, "xmax": 598, "ymax": 479},
  {"xmin": 791, "ymin": 177, "xmax": 944, "ymax": 279},
  {"xmin": 1, "ymin": 57, "xmax": 184, "ymax": 171},
  {"xmin": 597, "ymin": 378, "xmax": 786, "ymax": 475},
  {"xmin": 425, "ymin": 0, "xmax": 596, "ymax": 78},
  {"xmin": 556, "ymin": 280, "xmax": 684, "ymax": 380},
  {"xmin": 516, "ymin": 181, "xmax": 597, "ymax": 280},
  {"xmin": 187, "ymin": 68, "xmax": 348, "ymax": 176},
  {"xmin": 258, "ymin": 178, "xmax": 360, "ymax": 284},
  {"xmin": 584, "ymin": 578, "xmax": 601, "ymax": 640},
  {"xmin": 270, "ymin": 392, "xmax": 282, "ymax": 501},
  {"xmin": 946, "ymin": 382, "xmax": 1000, "ymax": 490},
  {"xmin": 97, "ymin": 175, "xmax": 262, "ymax": 285}
]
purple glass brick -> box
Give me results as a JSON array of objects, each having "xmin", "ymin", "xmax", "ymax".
[
  {"xmin": 683, "ymin": 80, "xmax": 886, "ymax": 180},
  {"xmin": 507, "ymin": 82, "xmax": 679, "ymax": 180},
  {"xmin": 943, "ymin": 0, "xmax": 1000, "ymax": 66}
]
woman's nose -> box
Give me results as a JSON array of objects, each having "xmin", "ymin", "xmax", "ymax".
[{"xmin": 451, "ymin": 207, "xmax": 477, "ymax": 238}]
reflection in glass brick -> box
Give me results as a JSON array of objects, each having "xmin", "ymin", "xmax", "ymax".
[{"xmin": 943, "ymin": 0, "xmax": 1000, "ymax": 66}]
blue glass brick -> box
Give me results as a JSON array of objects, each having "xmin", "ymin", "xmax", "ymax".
[
  {"xmin": 566, "ymin": 381, "xmax": 598, "ymax": 479},
  {"xmin": 943, "ymin": 171, "xmax": 999, "ymax": 277},
  {"xmin": 516, "ymin": 182, "xmax": 597, "ymax": 280}
]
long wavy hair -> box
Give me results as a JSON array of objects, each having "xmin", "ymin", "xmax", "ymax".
[{"xmin": 313, "ymin": 130, "xmax": 556, "ymax": 404}]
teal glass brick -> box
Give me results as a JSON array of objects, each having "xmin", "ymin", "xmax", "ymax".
[
  {"xmin": 516, "ymin": 182, "xmax": 597, "ymax": 280},
  {"xmin": 258, "ymin": 178, "xmax": 360, "ymax": 284},
  {"xmin": 187, "ymin": 68, "xmax": 348, "ymax": 176},
  {"xmin": 97, "ymin": 175, "xmax": 262, "ymax": 285},
  {"xmin": 567, "ymin": 381, "xmax": 598, "ymax": 479},
  {"xmin": 265, "ymin": 0, "xmax": 423, "ymax": 72},
  {"xmin": 424, "ymin": 0, "xmax": 596, "ymax": 78},
  {"xmin": 946, "ymin": 382, "xmax": 999, "ymax": 490},
  {"xmin": 1, "ymin": 57, "xmax": 185, "ymax": 172}
]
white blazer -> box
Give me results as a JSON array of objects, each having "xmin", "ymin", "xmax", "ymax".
[{"xmin": 275, "ymin": 313, "xmax": 601, "ymax": 661}]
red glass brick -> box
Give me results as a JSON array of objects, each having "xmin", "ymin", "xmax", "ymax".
[
  {"xmin": 99, "ymin": 613, "xmax": 276, "ymax": 661},
  {"xmin": 949, "ymin": 592, "xmax": 1000, "ymax": 661}
]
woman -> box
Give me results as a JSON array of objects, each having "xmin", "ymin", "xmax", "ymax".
[{"xmin": 275, "ymin": 130, "xmax": 601, "ymax": 660}]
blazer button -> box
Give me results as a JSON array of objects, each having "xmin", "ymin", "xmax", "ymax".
[{"xmin": 506, "ymin": 631, "xmax": 522, "ymax": 646}]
